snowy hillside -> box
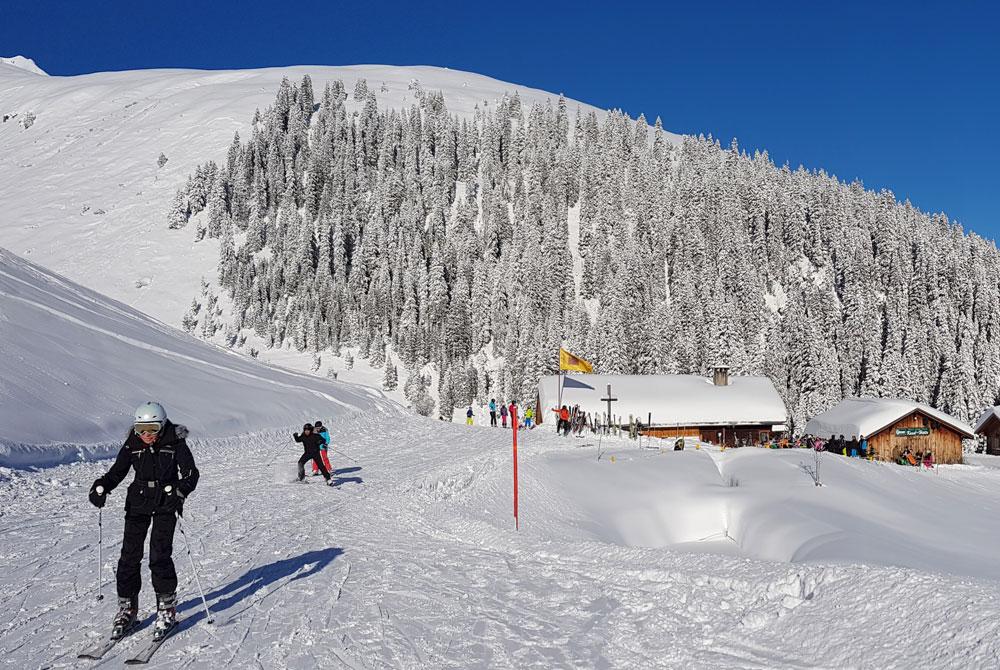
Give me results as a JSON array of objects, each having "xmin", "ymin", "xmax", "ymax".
[
  {"xmin": 0, "ymin": 60, "xmax": 638, "ymax": 327},
  {"xmin": 0, "ymin": 246, "xmax": 399, "ymax": 467}
]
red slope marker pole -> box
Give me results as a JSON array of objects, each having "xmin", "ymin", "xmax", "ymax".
[{"xmin": 512, "ymin": 406, "xmax": 519, "ymax": 530}]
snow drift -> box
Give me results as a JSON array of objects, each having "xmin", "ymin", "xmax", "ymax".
[{"xmin": 0, "ymin": 246, "xmax": 399, "ymax": 466}]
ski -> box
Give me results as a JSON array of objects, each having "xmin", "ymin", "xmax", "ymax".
[
  {"xmin": 77, "ymin": 620, "xmax": 140, "ymax": 660},
  {"xmin": 124, "ymin": 621, "xmax": 178, "ymax": 665}
]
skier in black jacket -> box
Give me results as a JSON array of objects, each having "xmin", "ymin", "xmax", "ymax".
[
  {"xmin": 88, "ymin": 402, "xmax": 199, "ymax": 641},
  {"xmin": 294, "ymin": 423, "xmax": 332, "ymax": 484}
]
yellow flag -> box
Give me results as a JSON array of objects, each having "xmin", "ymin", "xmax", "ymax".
[{"xmin": 559, "ymin": 348, "xmax": 593, "ymax": 373}]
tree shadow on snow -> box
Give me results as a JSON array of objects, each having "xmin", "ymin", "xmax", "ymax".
[{"xmin": 176, "ymin": 547, "xmax": 343, "ymax": 629}]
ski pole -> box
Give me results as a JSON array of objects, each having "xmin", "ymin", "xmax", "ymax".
[
  {"xmin": 174, "ymin": 508, "xmax": 214, "ymax": 624},
  {"xmin": 96, "ymin": 504, "xmax": 104, "ymax": 602},
  {"xmin": 266, "ymin": 440, "xmax": 285, "ymax": 467},
  {"xmin": 328, "ymin": 446, "xmax": 358, "ymax": 464}
]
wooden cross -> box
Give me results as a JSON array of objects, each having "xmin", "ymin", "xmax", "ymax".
[{"xmin": 601, "ymin": 384, "xmax": 618, "ymax": 425}]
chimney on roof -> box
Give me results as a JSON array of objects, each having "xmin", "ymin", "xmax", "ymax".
[{"xmin": 713, "ymin": 365, "xmax": 730, "ymax": 386}]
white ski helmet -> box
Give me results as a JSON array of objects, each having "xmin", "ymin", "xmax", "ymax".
[{"xmin": 133, "ymin": 401, "xmax": 167, "ymax": 428}]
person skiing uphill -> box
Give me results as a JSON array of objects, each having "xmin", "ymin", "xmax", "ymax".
[
  {"xmin": 294, "ymin": 423, "xmax": 332, "ymax": 484},
  {"xmin": 88, "ymin": 402, "xmax": 199, "ymax": 642},
  {"xmin": 312, "ymin": 420, "xmax": 332, "ymax": 475}
]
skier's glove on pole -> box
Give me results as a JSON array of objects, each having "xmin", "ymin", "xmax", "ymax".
[{"xmin": 89, "ymin": 479, "xmax": 107, "ymax": 508}]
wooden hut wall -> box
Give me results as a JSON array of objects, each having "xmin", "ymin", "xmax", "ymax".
[
  {"xmin": 868, "ymin": 411, "xmax": 964, "ymax": 464},
  {"xmin": 976, "ymin": 414, "xmax": 1000, "ymax": 455}
]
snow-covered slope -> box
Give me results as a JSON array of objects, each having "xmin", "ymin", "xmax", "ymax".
[
  {"xmin": 0, "ymin": 246, "xmax": 398, "ymax": 466},
  {"xmin": 1, "ymin": 249, "xmax": 997, "ymax": 664},
  {"xmin": 0, "ymin": 62, "xmax": 659, "ymax": 327},
  {"xmin": 3, "ymin": 424, "xmax": 1000, "ymax": 667}
]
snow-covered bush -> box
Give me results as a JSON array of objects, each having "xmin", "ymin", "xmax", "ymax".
[{"xmin": 413, "ymin": 393, "xmax": 435, "ymax": 417}]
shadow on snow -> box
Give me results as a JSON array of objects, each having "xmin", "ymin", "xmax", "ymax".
[
  {"xmin": 177, "ymin": 547, "xmax": 344, "ymax": 629},
  {"xmin": 332, "ymin": 466, "xmax": 363, "ymax": 487}
]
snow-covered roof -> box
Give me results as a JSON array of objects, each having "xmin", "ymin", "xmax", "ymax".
[
  {"xmin": 805, "ymin": 397, "xmax": 974, "ymax": 439},
  {"xmin": 974, "ymin": 407, "xmax": 1000, "ymax": 433},
  {"xmin": 537, "ymin": 374, "xmax": 787, "ymax": 426}
]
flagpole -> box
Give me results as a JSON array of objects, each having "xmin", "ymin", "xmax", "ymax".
[{"xmin": 557, "ymin": 369, "xmax": 564, "ymax": 410}]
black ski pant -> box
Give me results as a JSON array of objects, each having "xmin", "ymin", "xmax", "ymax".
[
  {"xmin": 490, "ymin": 411, "xmax": 497, "ymax": 427},
  {"xmin": 298, "ymin": 451, "xmax": 330, "ymax": 480},
  {"xmin": 117, "ymin": 512, "xmax": 177, "ymax": 598}
]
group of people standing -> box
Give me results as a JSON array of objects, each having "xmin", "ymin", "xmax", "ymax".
[
  {"xmin": 809, "ymin": 434, "xmax": 870, "ymax": 458},
  {"xmin": 474, "ymin": 399, "xmax": 534, "ymax": 429}
]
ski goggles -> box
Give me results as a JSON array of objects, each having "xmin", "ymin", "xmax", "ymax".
[{"xmin": 134, "ymin": 422, "xmax": 163, "ymax": 435}]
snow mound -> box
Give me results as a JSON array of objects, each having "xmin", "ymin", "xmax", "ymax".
[
  {"xmin": 0, "ymin": 55, "xmax": 47, "ymax": 76},
  {"xmin": 0, "ymin": 246, "xmax": 400, "ymax": 466},
  {"xmin": 524, "ymin": 441, "xmax": 1000, "ymax": 580}
]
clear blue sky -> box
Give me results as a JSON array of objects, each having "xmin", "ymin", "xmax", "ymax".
[{"xmin": 4, "ymin": 1, "xmax": 998, "ymax": 238}]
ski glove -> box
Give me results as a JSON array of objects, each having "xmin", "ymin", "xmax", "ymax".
[{"xmin": 89, "ymin": 479, "xmax": 107, "ymax": 508}]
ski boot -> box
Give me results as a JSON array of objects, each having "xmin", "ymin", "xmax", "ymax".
[
  {"xmin": 112, "ymin": 595, "xmax": 139, "ymax": 640},
  {"xmin": 153, "ymin": 592, "xmax": 178, "ymax": 641}
]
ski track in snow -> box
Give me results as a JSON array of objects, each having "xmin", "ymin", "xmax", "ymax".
[{"xmin": 2, "ymin": 421, "xmax": 1000, "ymax": 668}]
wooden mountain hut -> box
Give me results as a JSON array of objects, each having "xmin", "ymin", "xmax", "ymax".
[{"xmin": 805, "ymin": 397, "xmax": 974, "ymax": 464}]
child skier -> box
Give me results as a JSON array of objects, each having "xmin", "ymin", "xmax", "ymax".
[
  {"xmin": 466, "ymin": 406, "xmax": 474, "ymax": 425},
  {"xmin": 312, "ymin": 420, "xmax": 333, "ymax": 475},
  {"xmin": 524, "ymin": 406, "xmax": 534, "ymax": 429},
  {"xmin": 294, "ymin": 424, "xmax": 332, "ymax": 484},
  {"xmin": 500, "ymin": 403, "xmax": 508, "ymax": 428},
  {"xmin": 87, "ymin": 402, "xmax": 199, "ymax": 642}
]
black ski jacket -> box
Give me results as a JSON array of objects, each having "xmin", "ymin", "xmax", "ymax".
[
  {"xmin": 98, "ymin": 421, "xmax": 199, "ymax": 516},
  {"xmin": 294, "ymin": 432, "xmax": 325, "ymax": 456}
]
